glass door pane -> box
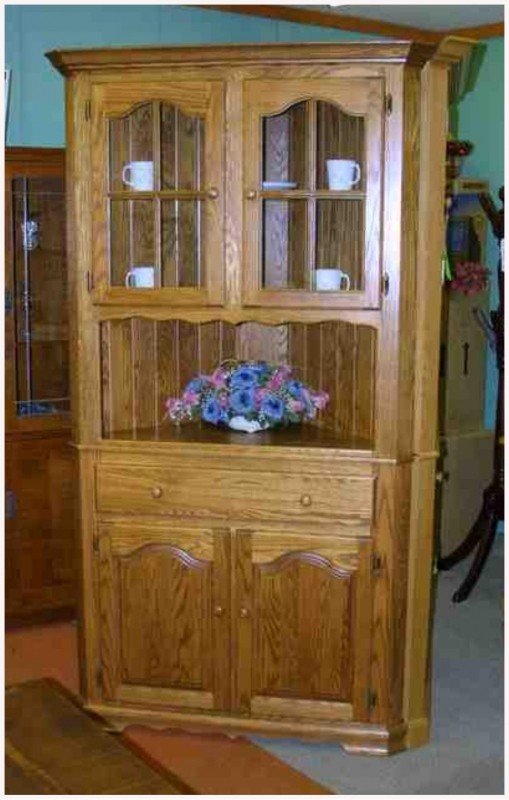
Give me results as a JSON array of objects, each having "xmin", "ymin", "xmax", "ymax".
[
  {"xmin": 316, "ymin": 101, "xmax": 365, "ymax": 192},
  {"xmin": 161, "ymin": 105, "xmax": 204, "ymax": 191},
  {"xmin": 262, "ymin": 101, "xmax": 308, "ymax": 190},
  {"xmin": 107, "ymin": 101, "xmax": 206, "ymax": 289},
  {"xmin": 315, "ymin": 200, "xmax": 364, "ymax": 292},
  {"xmin": 11, "ymin": 177, "xmax": 69, "ymax": 417},
  {"xmin": 262, "ymin": 200, "xmax": 308, "ymax": 290},
  {"xmin": 245, "ymin": 80, "xmax": 382, "ymax": 306}
]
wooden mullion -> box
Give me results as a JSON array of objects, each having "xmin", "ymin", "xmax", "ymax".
[
  {"xmin": 153, "ymin": 101, "xmax": 162, "ymax": 288},
  {"xmin": 307, "ymin": 100, "xmax": 317, "ymax": 291}
]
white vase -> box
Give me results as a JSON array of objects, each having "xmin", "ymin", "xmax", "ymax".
[{"xmin": 227, "ymin": 416, "xmax": 269, "ymax": 433}]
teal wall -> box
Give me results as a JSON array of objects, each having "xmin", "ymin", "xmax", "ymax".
[{"xmin": 5, "ymin": 5, "xmax": 504, "ymax": 428}]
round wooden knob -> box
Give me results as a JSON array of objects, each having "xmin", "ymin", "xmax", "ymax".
[
  {"xmin": 246, "ymin": 190, "xmax": 257, "ymax": 200},
  {"xmin": 151, "ymin": 486, "xmax": 163, "ymax": 499},
  {"xmin": 239, "ymin": 607, "xmax": 250, "ymax": 618},
  {"xmin": 207, "ymin": 187, "xmax": 219, "ymax": 199},
  {"xmin": 300, "ymin": 494, "xmax": 312, "ymax": 507},
  {"xmin": 214, "ymin": 605, "xmax": 225, "ymax": 617}
]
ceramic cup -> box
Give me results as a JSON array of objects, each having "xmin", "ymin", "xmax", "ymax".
[
  {"xmin": 315, "ymin": 268, "xmax": 350, "ymax": 292},
  {"xmin": 326, "ymin": 159, "xmax": 361, "ymax": 190},
  {"xmin": 125, "ymin": 266, "xmax": 155, "ymax": 288},
  {"xmin": 121, "ymin": 160, "xmax": 154, "ymax": 191}
]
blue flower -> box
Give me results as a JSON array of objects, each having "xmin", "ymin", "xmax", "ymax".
[
  {"xmin": 185, "ymin": 376, "xmax": 206, "ymax": 393},
  {"xmin": 202, "ymin": 397, "xmax": 222, "ymax": 425},
  {"xmin": 261, "ymin": 392, "xmax": 285, "ymax": 421},
  {"xmin": 286, "ymin": 379, "xmax": 304, "ymax": 399},
  {"xmin": 230, "ymin": 387, "xmax": 256, "ymax": 414},
  {"xmin": 230, "ymin": 366, "xmax": 258, "ymax": 388}
]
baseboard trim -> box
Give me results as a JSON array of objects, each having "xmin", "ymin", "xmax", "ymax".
[{"xmin": 86, "ymin": 701, "xmax": 409, "ymax": 756}]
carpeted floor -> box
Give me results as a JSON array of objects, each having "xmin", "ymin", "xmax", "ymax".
[
  {"xmin": 252, "ymin": 536, "xmax": 505, "ymax": 795},
  {"xmin": 5, "ymin": 537, "xmax": 503, "ymax": 795}
]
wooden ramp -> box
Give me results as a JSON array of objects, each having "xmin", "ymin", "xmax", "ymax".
[{"xmin": 5, "ymin": 679, "xmax": 194, "ymax": 794}]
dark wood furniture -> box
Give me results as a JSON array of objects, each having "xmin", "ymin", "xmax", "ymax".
[
  {"xmin": 5, "ymin": 148, "xmax": 77, "ymax": 625},
  {"xmin": 5, "ymin": 678, "xmax": 194, "ymax": 794},
  {"xmin": 49, "ymin": 38, "xmax": 472, "ymax": 755}
]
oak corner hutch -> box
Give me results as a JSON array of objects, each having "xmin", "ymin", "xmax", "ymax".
[{"xmin": 47, "ymin": 37, "xmax": 473, "ymax": 755}]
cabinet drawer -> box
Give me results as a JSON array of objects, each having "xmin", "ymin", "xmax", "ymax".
[{"xmin": 96, "ymin": 464, "xmax": 374, "ymax": 530}]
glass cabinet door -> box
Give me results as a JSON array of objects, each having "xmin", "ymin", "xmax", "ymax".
[
  {"xmin": 91, "ymin": 81, "xmax": 224, "ymax": 304},
  {"xmin": 8, "ymin": 175, "xmax": 70, "ymax": 421},
  {"xmin": 243, "ymin": 79, "xmax": 383, "ymax": 308}
]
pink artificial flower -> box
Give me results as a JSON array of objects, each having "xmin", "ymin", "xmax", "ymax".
[
  {"xmin": 288, "ymin": 399, "xmax": 305, "ymax": 413},
  {"xmin": 211, "ymin": 366, "xmax": 228, "ymax": 387},
  {"xmin": 313, "ymin": 391, "xmax": 329, "ymax": 411},
  {"xmin": 182, "ymin": 390, "xmax": 200, "ymax": 405}
]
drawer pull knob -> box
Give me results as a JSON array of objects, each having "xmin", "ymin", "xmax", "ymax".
[
  {"xmin": 239, "ymin": 607, "xmax": 250, "ymax": 619},
  {"xmin": 214, "ymin": 605, "xmax": 225, "ymax": 617},
  {"xmin": 246, "ymin": 190, "xmax": 257, "ymax": 200},
  {"xmin": 151, "ymin": 486, "xmax": 163, "ymax": 499},
  {"xmin": 207, "ymin": 187, "xmax": 219, "ymax": 199},
  {"xmin": 300, "ymin": 494, "xmax": 312, "ymax": 507}
]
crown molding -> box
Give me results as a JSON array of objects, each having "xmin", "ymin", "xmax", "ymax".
[
  {"xmin": 201, "ymin": 6, "xmax": 503, "ymax": 42},
  {"xmin": 202, "ymin": 5, "xmax": 440, "ymax": 43},
  {"xmin": 442, "ymin": 22, "xmax": 504, "ymax": 40}
]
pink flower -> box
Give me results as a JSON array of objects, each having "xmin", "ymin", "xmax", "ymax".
[
  {"xmin": 182, "ymin": 390, "xmax": 199, "ymax": 405},
  {"xmin": 211, "ymin": 367, "xmax": 228, "ymax": 387},
  {"xmin": 313, "ymin": 391, "xmax": 329, "ymax": 411},
  {"xmin": 288, "ymin": 399, "xmax": 305, "ymax": 413}
]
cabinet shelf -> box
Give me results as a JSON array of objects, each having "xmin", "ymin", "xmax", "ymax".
[{"xmin": 102, "ymin": 421, "xmax": 373, "ymax": 453}]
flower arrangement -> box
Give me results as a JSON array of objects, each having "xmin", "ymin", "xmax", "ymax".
[
  {"xmin": 446, "ymin": 139, "xmax": 474, "ymax": 181},
  {"xmin": 165, "ymin": 359, "xmax": 329, "ymax": 433},
  {"xmin": 449, "ymin": 261, "xmax": 490, "ymax": 296},
  {"xmin": 446, "ymin": 139, "xmax": 473, "ymax": 158}
]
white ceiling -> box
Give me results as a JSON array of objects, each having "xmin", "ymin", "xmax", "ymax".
[{"xmin": 308, "ymin": 5, "xmax": 504, "ymax": 31}]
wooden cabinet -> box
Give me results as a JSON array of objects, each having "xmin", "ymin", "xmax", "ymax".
[
  {"xmin": 48, "ymin": 39, "xmax": 472, "ymax": 754},
  {"xmin": 97, "ymin": 522, "xmax": 230, "ymax": 712},
  {"xmin": 5, "ymin": 148, "xmax": 77, "ymax": 625},
  {"xmin": 232, "ymin": 530, "xmax": 373, "ymax": 723}
]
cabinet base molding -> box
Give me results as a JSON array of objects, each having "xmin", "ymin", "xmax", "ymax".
[
  {"xmin": 403, "ymin": 717, "xmax": 431, "ymax": 750},
  {"xmin": 85, "ymin": 702, "xmax": 411, "ymax": 756}
]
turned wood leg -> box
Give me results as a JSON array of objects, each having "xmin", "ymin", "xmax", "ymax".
[
  {"xmin": 451, "ymin": 502, "xmax": 499, "ymax": 603},
  {"xmin": 438, "ymin": 485, "xmax": 494, "ymax": 571}
]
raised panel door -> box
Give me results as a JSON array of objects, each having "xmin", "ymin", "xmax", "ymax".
[
  {"xmin": 97, "ymin": 522, "xmax": 230, "ymax": 711},
  {"xmin": 243, "ymin": 78, "xmax": 384, "ymax": 309},
  {"xmin": 232, "ymin": 530, "xmax": 373, "ymax": 723},
  {"xmin": 90, "ymin": 80, "xmax": 224, "ymax": 305}
]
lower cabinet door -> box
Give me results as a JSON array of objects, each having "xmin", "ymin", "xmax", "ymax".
[
  {"xmin": 97, "ymin": 522, "xmax": 230, "ymax": 712},
  {"xmin": 233, "ymin": 530, "xmax": 374, "ymax": 723}
]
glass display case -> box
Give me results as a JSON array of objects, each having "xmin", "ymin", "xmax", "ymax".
[
  {"xmin": 9, "ymin": 174, "xmax": 69, "ymax": 420},
  {"xmin": 5, "ymin": 147, "xmax": 75, "ymax": 625}
]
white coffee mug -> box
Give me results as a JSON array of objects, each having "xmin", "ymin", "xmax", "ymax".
[
  {"xmin": 326, "ymin": 159, "xmax": 361, "ymax": 190},
  {"xmin": 125, "ymin": 266, "xmax": 155, "ymax": 288},
  {"xmin": 315, "ymin": 268, "xmax": 350, "ymax": 292},
  {"xmin": 122, "ymin": 161, "xmax": 154, "ymax": 191}
]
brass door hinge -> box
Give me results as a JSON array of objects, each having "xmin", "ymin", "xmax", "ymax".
[
  {"xmin": 367, "ymin": 689, "xmax": 377, "ymax": 711},
  {"xmin": 385, "ymin": 94, "xmax": 393, "ymax": 115},
  {"xmin": 372, "ymin": 552, "xmax": 383, "ymax": 576},
  {"xmin": 84, "ymin": 100, "xmax": 91, "ymax": 121},
  {"xmin": 86, "ymin": 271, "xmax": 93, "ymax": 293},
  {"xmin": 92, "ymin": 533, "xmax": 100, "ymax": 553},
  {"xmin": 381, "ymin": 272, "xmax": 389, "ymax": 297}
]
